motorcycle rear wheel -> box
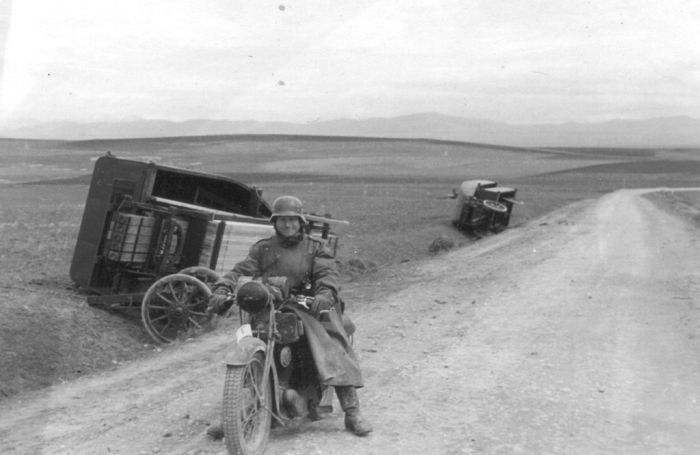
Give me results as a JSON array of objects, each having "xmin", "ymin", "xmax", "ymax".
[{"xmin": 223, "ymin": 352, "xmax": 272, "ymax": 455}]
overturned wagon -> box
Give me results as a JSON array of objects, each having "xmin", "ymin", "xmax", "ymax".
[
  {"xmin": 70, "ymin": 154, "xmax": 340, "ymax": 343},
  {"xmin": 451, "ymin": 180, "xmax": 518, "ymax": 234}
]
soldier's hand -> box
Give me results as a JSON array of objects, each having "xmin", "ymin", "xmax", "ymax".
[
  {"xmin": 207, "ymin": 287, "xmax": 231, "ymax": 315},
  {"xmin": 295, "ymin": 295, "xmax": 314, "ymax": 310},
  {"xmin": 310, "ymin": 294, "xmax": 333, "ymax": 315},
  {"xmin": 266, "ymin": 285, "xmax": 284, "ymax": 303}
]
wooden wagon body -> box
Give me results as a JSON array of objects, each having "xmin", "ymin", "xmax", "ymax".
[{"xmin": 70, "ymin": 154, "xmax": 341, "ymax": 342}]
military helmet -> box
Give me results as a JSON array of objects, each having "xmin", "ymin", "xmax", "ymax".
[
  {"xmin": 236, "ymin": 281, "xmax": 270, "ymax": 313},
  {"xmin": 270, "ymin": 195, "xmax": 306, "ymax": 223}
]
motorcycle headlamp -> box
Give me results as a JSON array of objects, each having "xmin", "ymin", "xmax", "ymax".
[{"xmin": 236, "ymin": 281, "xmax": 270, "ymax": 313}]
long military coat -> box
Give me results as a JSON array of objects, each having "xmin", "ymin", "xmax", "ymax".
[{"xmin": 220, "ymin": 233, "xmax": 363, "ymax": 387}]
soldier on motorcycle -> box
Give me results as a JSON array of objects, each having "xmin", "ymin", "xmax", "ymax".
[{"xmin": 207, "ymin": 195, "xmax": 373, "ymax": 438}]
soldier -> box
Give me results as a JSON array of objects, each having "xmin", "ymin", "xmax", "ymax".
[{"xmin": 206, "ymin": 195, "xmax": 373, "ymax": 438}]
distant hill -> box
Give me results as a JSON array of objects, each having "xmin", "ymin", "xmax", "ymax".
[{"xmin": 1, "ymin": 113, "xmax": 699, "ymax": 147}]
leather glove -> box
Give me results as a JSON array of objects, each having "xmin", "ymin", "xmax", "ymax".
[
  {"xmin": 266, "ymin": 284, "xmax": 283, "ymax": 303},
  {"xmin": 310, "ymin": 293, "xmax": 333, "ymax": 315},
  {"xmin": 294, "ymin": 295, "xmax": 313, "ymax": 310},
  {"xmin": 207, "ymin": 287, "xmax": 231, "ymax": 315}
]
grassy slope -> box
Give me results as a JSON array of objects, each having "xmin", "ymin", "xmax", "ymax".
[
  {"xmin": 0, "ymin": 136, "xmax": 698, "ymax": 399},
  {"xmin": 644, "ymin": 190, "xmax": 700, "ymax": 228}
]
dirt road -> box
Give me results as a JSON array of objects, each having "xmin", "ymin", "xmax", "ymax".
[{"xmin": 2, "ymin": 188, "xmax": 699, "ymax": 455}]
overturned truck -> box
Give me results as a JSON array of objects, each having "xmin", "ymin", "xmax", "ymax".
[
  {"xmin": 451, "ymin": 180, "xmax": 518, "ymax": 234},
  {"xmin": 70, "ymin": 154, "xmax": 341, "ymax": 343}
]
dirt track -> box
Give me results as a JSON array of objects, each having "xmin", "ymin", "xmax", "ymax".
[{"xmin": 1, "ymin": 188, "xmax": 699, "ymax": 455}]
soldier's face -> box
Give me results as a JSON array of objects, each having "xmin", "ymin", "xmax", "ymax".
[{"xmin": 275, "ymin": 216, "xmax": 301, "ymax": 237}]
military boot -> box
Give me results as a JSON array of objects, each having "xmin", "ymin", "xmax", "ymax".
[{"xmin": 335, "ymin": 386, "xmax": 373, "ymax": 436}]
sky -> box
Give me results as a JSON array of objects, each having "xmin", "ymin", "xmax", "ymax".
[{"xmin": 0, "ymin": 0, "xmax": 698, "ymax": 126}]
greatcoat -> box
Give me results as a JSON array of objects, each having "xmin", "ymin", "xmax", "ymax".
[{"xmin": 219, "ymin": 233, "xmax": 363, "ymax": 387}]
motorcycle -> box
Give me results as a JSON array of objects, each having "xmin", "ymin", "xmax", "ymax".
[{"xmin": 219, "ymin": 277, "xmax": 356, "ymax": 455}]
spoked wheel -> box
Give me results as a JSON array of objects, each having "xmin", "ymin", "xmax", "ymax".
[
  {"xmin": 481, "ymin": 199, "xmax": 508, "ymax": 213},
  {"xmin": 141, "ymin": 273, "xmax": 212, "ymax": 344},
  {"xmin": 179, "ymin": 266, "xmax": 221, "ymax": 287},
  {"xmin": 223, "ymin": 352, "xmax": 272, "ymax": 455}
]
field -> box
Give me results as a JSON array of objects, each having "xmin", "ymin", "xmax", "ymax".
[{"xmin": 0, "ymin": 136, "xmax": 699, "ymax": 400}]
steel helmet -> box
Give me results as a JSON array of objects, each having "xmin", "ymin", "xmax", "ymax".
[
  {"xmin": 270, "ymin": 195, "xmax": 306, "ymax": 223},
  {"xmin": 236, "ymin": 281, "xmax": 271, "ymax": 313}
]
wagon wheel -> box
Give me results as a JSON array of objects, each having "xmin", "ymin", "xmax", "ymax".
[
  {"xmin": 141, "ymin": 273, "xmax": 213, "ymax": 344},
  {"xmin": 481, "ymin": 199, "xmax": 508, "ymax": 213},
  {"xmin": 179, "ymin": 266, "xmax": 221, "ymax": 288}
]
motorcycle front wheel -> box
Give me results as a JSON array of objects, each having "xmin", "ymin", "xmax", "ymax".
[{"xmin": 222, "ymin": 352, "xmax": 272, "ymax": 455}]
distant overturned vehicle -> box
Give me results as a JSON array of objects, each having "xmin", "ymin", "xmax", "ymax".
[{"xmin": 450, "ymin": 180, "xmax": 519, "ymax": 234}]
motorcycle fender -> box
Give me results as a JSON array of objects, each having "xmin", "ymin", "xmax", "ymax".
[{"xmin": 224, "ymin": 336, "xmax": 267, "ymax": 366}]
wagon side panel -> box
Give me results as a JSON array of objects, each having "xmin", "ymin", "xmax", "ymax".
[{"xmin": 70, "ymin": 156, "xmax": 149, "ymax": 288}]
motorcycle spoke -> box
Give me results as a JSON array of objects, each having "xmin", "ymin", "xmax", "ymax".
[
  {"xmin": 242, "ymin": 396, "xmax": 263, "ymax": 432},
  {"xmin": 249, "ymin": 378, "xmax": 262, "ymax": 400},
  {"xmin": 242, "ymin": 402, "xmax": 259, "ymax": 422},
  {"xmin": 243, "ymin": 413, "xmax": 260, "ymax": 437}
]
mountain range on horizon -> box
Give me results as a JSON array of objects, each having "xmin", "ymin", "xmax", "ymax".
[{"xmin": 1, "ymin": 113, "xmax": 699, "ymax": 148}]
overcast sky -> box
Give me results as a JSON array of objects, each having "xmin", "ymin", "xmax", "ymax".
[{"xmin": 0, "ymin": 0, "xmax": 698, "ymax": 126}]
